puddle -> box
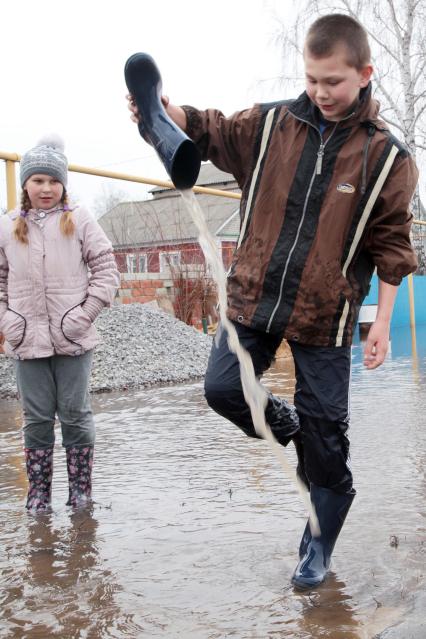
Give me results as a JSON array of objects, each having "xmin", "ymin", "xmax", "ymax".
[{"xmin": 0, "ymin": 326, "xmax": 425, "ymax": 638}]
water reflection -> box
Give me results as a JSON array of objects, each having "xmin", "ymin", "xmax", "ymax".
[
  {"xmin": 0, "ymin": 325, "xmax": 425, "ymax": 638},
  {"xmin": 293, "ymin": 575, "xmax": 359, "ymax": 639},
  {"xmin": 1, "ymin": 506, "xmax": 125, "ymax": 638}
]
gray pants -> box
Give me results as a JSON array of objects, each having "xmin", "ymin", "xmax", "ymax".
[{"xmin": 14, "ymin": 351, "xmax": 95, "ymax": 449}]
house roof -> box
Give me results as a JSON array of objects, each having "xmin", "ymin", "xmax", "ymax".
[
  {"xmin": 99, "ymin": 162, "xmax": 241, "ymax": 248},
  {"xmin": 150, "ymin": 162, "xmax": 238, "ymax": 195}
]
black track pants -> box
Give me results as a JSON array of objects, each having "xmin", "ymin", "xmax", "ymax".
[
  {"xmin": 289, "ymin": 341, "xmax": 353, "ymax": 493},
  {"xmin": 204, "ymin": 322, "xmax": 353, "ymax": 492}
]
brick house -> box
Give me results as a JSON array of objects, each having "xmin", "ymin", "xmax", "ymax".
[{"xmin": 98, "ymin": 163, "xmax": 241, "ymax": 327}]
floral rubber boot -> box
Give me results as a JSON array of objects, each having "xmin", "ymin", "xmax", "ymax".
[
  {"xmin": 25, "ymin": 447, "xmax": 54, "ymax": 511},
  {"xmin": 66, "ymin": 446, "xmax": 94, "ymax": 508}
]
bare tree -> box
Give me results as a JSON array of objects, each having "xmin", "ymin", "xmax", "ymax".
[
  {"xmin": 270, "ymin": 0, "xmax": 425, "ymax": 219},
  {"xmin": 91, "ymin": 182, "xmax": 131, "ymax": 220}
]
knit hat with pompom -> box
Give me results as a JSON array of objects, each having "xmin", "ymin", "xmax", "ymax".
[{"xmin": 20, "ymin": 134, "xmax": 68, "ymax": 187}]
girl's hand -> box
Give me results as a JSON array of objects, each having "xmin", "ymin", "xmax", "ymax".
[{"xmin": 363, "ymin": 319, "xmax": 390, "ymax": 369}]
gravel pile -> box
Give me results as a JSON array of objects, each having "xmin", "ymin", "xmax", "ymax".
[{"xmin": 0, "ymin": 304, "xmax": 213, "ymax": 400}]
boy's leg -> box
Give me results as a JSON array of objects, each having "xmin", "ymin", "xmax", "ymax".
[
  {"xmin": 288, "ymin": 342, "xmax": 354, "ymax": 588},
  {"xmin": 204, "ymin": 322, "xmax": 299, "ymax": 446},
  {"xmin": 53, "ymin": 352, "xmax": 95, "ymax": 507},
  {"xmin": 290, "ymin": 342, "xmax": 353, "ymax": 492},
  {"xmin": 14, "ymin": 358, "xmax": 56, "ymax": 510}
]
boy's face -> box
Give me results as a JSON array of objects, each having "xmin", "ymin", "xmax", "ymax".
[{"xmin": 304, "ymin": 44, "xmax": 373, "ymax": 121}]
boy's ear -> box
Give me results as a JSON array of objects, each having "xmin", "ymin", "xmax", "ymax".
[{"xmin": 360, "ymin": 64, "xmax": 373, "ymax": 87}]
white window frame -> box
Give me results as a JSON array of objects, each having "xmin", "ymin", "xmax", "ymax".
[
  {"xmin": 159, "ymin": 251, "xmax": 181, "ymax": 272},
  {"xmin": 126, "ymin": 253, "xmax": 138, "ymax": 273},
  {"xmin": 138, "ymin": 253, "xmax": 148, "ymax": 273}
]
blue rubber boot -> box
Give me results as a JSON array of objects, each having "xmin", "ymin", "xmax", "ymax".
[
  {"xmin": 292, "ymin": 484, "xmax": 355, "ymax": 589},
  {"xmin": 292, "ymin": 432, "xmax": 311, "ymax": 560},
  {"xmin": 298, "ymin": 522, "xmax": 312, "ymax": 560}
]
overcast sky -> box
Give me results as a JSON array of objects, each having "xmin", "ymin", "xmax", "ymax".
[
  {"xmin": 1, "ymin": 0, "xmax": 423, "ymax": 213},
  {"xmin": 0, "ymin": 0, "xmax": 295, "ymax": 211}
]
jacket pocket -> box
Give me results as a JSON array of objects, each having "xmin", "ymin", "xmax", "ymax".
[
  {"xmin": 61, "ymin": 304, "xmax": 92, "ymax": 344},
  {"xmin": 323, "ymin": 261, "xmax": 354, "ymax": 304},
  {"xmin": 0, "ymin": 309, "xmax": 26, "ymax": 349}
]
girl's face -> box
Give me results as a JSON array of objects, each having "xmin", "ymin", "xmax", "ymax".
[{"xmin": 24, "ymin": 174, "xmax": 64, "ymax": 210}]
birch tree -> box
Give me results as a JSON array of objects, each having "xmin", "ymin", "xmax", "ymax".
[
  {"xmin": 92, "ymin": 182, "xmax": 130, "ymax": 220},
  {"xmin": 270, "ymin": 0, "xmax": 426, "ymax": 221}
]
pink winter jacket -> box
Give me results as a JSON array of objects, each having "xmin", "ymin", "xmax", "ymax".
[{"xmin": 0, "ymin": 205, "xmax": 120, "ymax": 359}]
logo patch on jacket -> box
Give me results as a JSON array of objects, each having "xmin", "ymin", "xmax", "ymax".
[{"xmin": 337, "ymin": 183, "xmax": 355, "ymax": 194}]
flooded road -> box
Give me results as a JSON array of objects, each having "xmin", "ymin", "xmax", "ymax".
[{"xmin": 1, "ymin": 326, "xmax": 425, "ymax": 638}]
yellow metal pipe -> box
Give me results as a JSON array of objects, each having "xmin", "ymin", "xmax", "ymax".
[
  {"xmin": 407, "ymin": 273, "xmax": 416, "ymax": 329},
  {"xmin": 0, "ymin": 151, "xmax": 241, "ymax": 200},
  {"xmin": 0, "ymin": 151, "xmax": 20, "ymax": 162},
  {"xmin": 3, "ymin": 149, "xmax": 426, "ymax": 213},
  {"xmin": 5, "ymin": 160, "xmax": 17, "ymax": 210},
  {"xmin": 67, "ymin": 163, "xmax": 242, "ymax": 199},
  {"xmin": 407, "ymin": 272, "xmax": 417, "ymax": 357}
]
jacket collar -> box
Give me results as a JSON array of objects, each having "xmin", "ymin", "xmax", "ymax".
[
  {"xmin": 29, "ymin": 204, "xmax": 63, "ymax": 217},
  {"xmin": 287, "ymin": 83, "xmax": 387, "ymax": 131},
  {"xmin": 9, "ymin": 204, "xmax": 64, "ymax": 222}
]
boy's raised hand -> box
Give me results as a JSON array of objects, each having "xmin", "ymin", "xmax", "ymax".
[
  {"xmin": 127, "ymin": 93, "xmax": 140, "ymax": 123},
  {"xmin": 363, "ymin": 318, "xmax": 390, "ymax": 369},
  {"xmin": 126, "ymin": 93, "xmax": 170, "ymax": 124},
  {"xmin": 126, "ymin": 93, "xmax": 187, "ymax": 132}
]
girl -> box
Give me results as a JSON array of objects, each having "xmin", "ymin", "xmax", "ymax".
[{"xmin": 0, "ymin": 135, "xmax": 120, "ymax": 511}]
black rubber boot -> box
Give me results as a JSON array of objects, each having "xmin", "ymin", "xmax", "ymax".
[
  {"xmin": 124, "ymin": 52, "xmax": 201, "ymax": 189},
  {"xmin": 292, "ymin": 484, "xmax": 355, "ymax": 589}
]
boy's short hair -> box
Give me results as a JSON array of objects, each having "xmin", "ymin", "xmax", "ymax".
[{"xmin": 305, "ymin": 14, "xmax": 371, "ymax": 69}]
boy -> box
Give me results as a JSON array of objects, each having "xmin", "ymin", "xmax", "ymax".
[{"xmin": 128, "ymin": 14, "xmax": 418, "ymax": 588}]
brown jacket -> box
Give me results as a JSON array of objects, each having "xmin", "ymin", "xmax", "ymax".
[{"xmin": 182, "ymin": 85, "xmax": 418, "ymax": 346}]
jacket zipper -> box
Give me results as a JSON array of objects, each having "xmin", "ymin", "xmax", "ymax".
[
  {"xmin": 316, "ymin": 143, "xmax": 325, "ymax": 174},
  {"xmin": 266, "ymin": 111, "xmax": 352, "ymax": 333},
  {"xmin": 32, "ymin": 216, "xmax": 46, "ymax": 357}
]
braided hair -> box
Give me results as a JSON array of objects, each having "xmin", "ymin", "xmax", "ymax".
[{"xmin": 14, "ymin": 190, "xmax": 75, "ymax": 244}]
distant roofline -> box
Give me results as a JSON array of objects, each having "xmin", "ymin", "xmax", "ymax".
[{"xmin": 215, "ymin": 209, "xmax": 239, "ymax": 236}]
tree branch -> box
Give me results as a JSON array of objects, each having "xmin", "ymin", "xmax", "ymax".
[
  {"xmin": 414, "ymin": 101, "xmax": 426, "ymax": 125},
  {"xmin": 366, "ymin": 28, "xmax": 401, "ymax": 65},
  {"xmin": 379, "ymin": 114, "xmax": 405, "ymax": 133},
  {"xmin": 412, "ymin": 59, "xmax": 426, "ymax": 86},
  {"xmin": 374, "ymin": 75, "xmax": 404, "ymax": 123},
  {"xmin": 385, "ymin": 0, "xmax": 403, "ymax": 39},
  {"xmin": 413, "ymin": 89, "xmax": 426, "ymax": 106}
]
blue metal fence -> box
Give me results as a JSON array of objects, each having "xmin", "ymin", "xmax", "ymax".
[{"xmin": 362, "ymin": 274, "xmax": 426, "ymax": 327}]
